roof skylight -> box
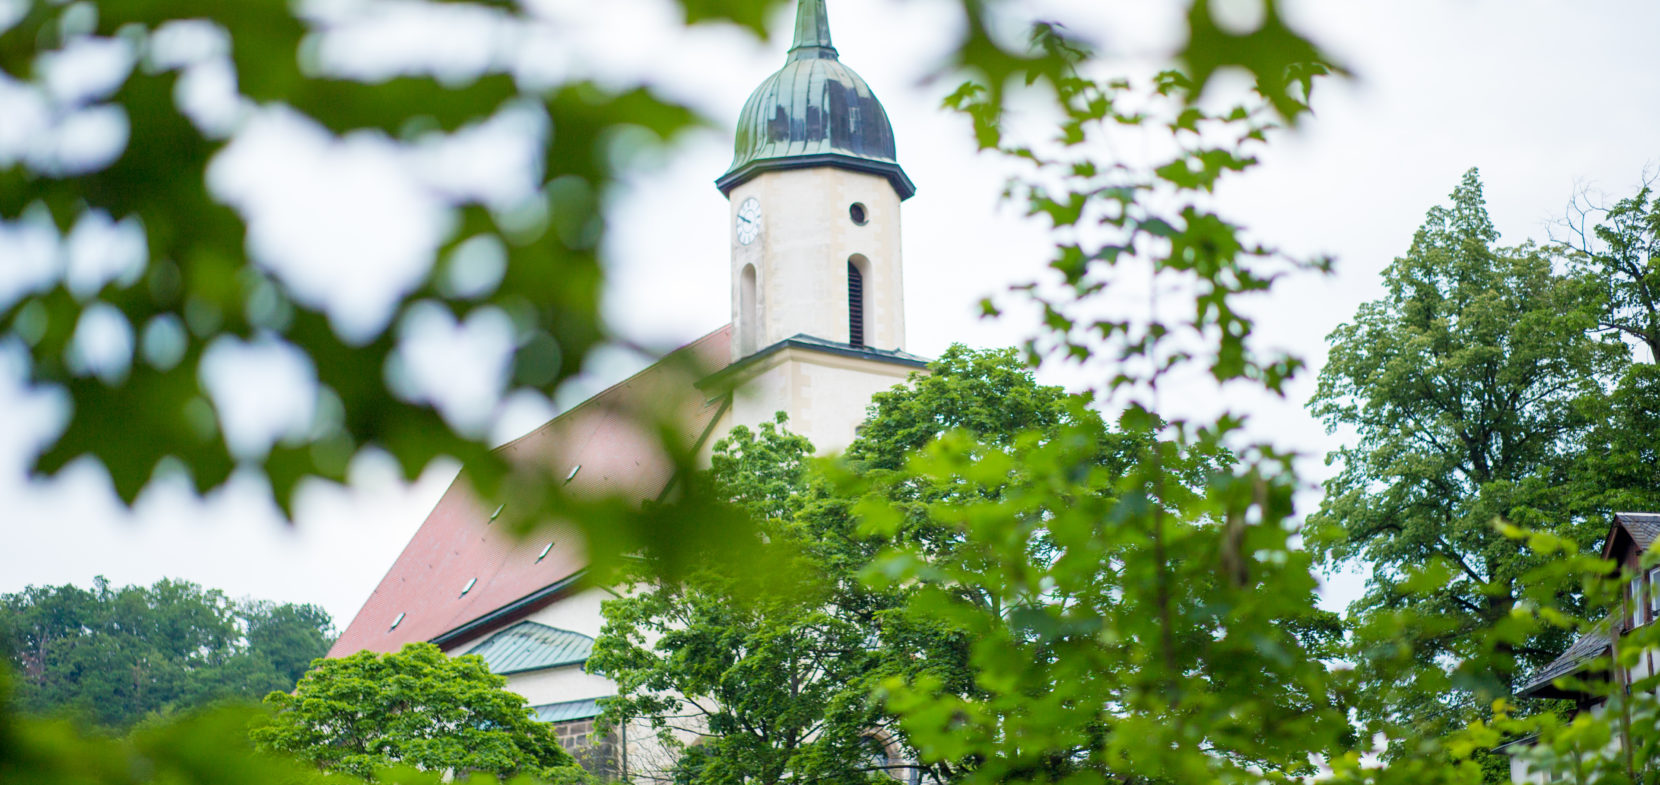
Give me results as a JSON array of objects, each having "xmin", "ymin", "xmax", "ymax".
[
  {"xmin": 536, "ymin": 542, "xmax": 553, "ymax": 562},
  {"xmin": 460, "ymin": 577, "xmax": 477, "ymax": 597},
  {"xmin": 390, "ymin": 612, "xmax": 405, "ymax": 631}
]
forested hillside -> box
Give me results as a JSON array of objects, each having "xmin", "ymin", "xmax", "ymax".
[{"xmin": 1, "ymin": 577, "xmax": 333, "ymax": 729}]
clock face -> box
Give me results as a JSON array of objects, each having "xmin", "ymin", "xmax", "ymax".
[{"xmin": 736, "ymin": 197, "xmax": 761, "ymax": 245}]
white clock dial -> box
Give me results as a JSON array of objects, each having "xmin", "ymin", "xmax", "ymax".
[{"xmin": 736, "ymin": 197, "xmax": 762, "ymax": 245}]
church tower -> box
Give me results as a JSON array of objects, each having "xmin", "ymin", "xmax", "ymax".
[{"xmin": 709, "ymin": 0, "xmax": 925, "ymax": 452}]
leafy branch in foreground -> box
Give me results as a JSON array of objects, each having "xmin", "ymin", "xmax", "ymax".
[{"xmin": 861, "ymin": 22, "xmax": 1424, "ymax": 785}]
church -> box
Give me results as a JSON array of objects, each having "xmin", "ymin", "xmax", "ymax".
[{"xmin": 327, "ymin": 0, "xmax": 928, "ymax": 778}]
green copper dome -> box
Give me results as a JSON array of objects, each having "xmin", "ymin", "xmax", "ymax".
[{"xmin": 716, "ymin": 0, "xmax": 915, "ymax": 200}]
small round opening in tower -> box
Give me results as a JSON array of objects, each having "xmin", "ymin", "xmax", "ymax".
[{"xmin": 849, "ymin": 203, "xmax": 868, "ymax": 225}]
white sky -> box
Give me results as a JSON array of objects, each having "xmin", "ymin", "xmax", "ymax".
[{"xmin": 2, "ymin": 0, "xmax": 1658, "ymax": 629}]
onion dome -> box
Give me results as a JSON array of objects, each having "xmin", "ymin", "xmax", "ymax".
[{"xmin": 716, "ymin": 0, "xmax": 915, "ymax": 200}]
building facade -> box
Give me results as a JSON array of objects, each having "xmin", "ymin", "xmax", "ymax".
[
  {"xmin": 1507, "ymin": 512, "xmax": 1660, "ymax": 783},
  {"xmin": 327, "ymin": 1, "xmax": 925, "ymax": 779}
]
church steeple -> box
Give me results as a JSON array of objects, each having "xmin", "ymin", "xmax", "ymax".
[
  {"xmin": 714, "ymin": 0, "xmax": 923, "ymax": 453},
  {"xmin": 716, "ymin": 0, "xmax": 913, "ymax": 200},
  {"xmin": 721, "ymin": 0, "xmax": 912, "ymax": 370},
  {"xmin": 787, "ymin": 0, "xmax": 836, "ymax": 60}
]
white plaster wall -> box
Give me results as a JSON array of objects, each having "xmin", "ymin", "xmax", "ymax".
[
  {"xmin": 522, "ymin": 587, "xmax": 609, "ymax": 638},
  {"xmin": 728, "ymin": 167, "xmax": 906, "ymax": 359},
  {"xmin": 1509, "ymin": 754, "xmax": 1544, "ymax": 785},
  {"xmin": 502, "ymin": 663, "xmax": 616, "ymax": 706},
  {"xmin": 725, "ymin": 347, "xmax": 916, "ymax": 454},
  {"xmin": 445, "ymin": 587, "xmax": 611, "ymax": 655}
]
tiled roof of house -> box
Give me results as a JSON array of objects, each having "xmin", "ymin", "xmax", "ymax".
[
  {"xmin": 1615, "ymin": 511, "xmax": 1660, "ymax": 551},
  {"xmin": 1517, "ymin": 625, "xmax": 1611, "ymax": 699},
  {"xmin": 328, "ymin": 326, "xmax": 734, "ymax": 658},
  {"xmin": 464, "ymin": 621, "xmax": 594, "ymax": 675}
]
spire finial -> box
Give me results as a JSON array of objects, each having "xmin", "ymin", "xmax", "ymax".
[{"xmin": 787, "ymin": 0, "xmax": 837, "ymax": 60}]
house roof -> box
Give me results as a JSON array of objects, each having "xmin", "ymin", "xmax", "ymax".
[
  {"xmin": 1516, "ymin": 511, "xmax": 1660, "ymax": 701},
  {"xmin": 328, "ymin": 326, "xmax": 734, "ymax": 658},
  {"xmin": 532, "ymin": 697, "xmax": 605, "ymax": 723},
  {"xmin": 1616, "ymin": 511, "xmax": 1660, "ymax": 552},
  {"xmin": 464, "ymin": 621, "xmax": 595, "ymax": 675},
  {"xmin": 1517, "ymin": 625, "xmax": 1611, "ymax": 699}
]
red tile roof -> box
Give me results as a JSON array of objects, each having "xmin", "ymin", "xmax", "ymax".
[{"xmin": 328, "ymin": 326, "xmax": 733, "ymax": 657}]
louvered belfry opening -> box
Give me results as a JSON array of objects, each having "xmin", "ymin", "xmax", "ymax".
[{"xmin": 847, "ymin": 259, "xmax": 865, "ymax": 347}]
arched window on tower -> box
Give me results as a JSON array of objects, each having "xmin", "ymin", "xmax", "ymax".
[
  {"xmin": 740, "ymin": 264, "xmax": 759, "ymax": 354},
  {"xmin": 847, "ymin": 255, "xmax": 869, "ymax": 347}
]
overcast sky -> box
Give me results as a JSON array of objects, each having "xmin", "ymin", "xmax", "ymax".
[{"xmin": 3, "ymin": 0, "xmax": 1658, "ymax": 629}]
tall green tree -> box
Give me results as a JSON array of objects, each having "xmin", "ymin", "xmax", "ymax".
[
  {"xmin": 1562, "ymin": 180, "xmax": 1660, "ymax": 515},
  {"xmin": 1307, "ymin": 169, "xmax": 1625, "ymax": 749},
  {"xmin": 2, "ymin": 577, "xmax": 334, "ymax": 730},
  {"xmin": 251, "ymin": 643, "xmax": 581, "ymax": 782}
]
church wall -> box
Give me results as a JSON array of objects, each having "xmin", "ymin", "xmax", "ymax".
[
  {"xmin": 725, "ymin": 346, "xmax": 917, "ymax": 454},
  {"xmin": 729, "ymin": 167, "xmax": 905, "ymax": 358},
  {"xmin": 500, "ymin": 663, "xmax": 615, "ymax": 707}
]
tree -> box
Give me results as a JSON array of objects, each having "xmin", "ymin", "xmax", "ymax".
[
  {"xmin": 1559, "ymin": 179, "xmax": 1660, "ymax": 516},
  {"xmin": 245, "ymin": 601, "xmax": 337, "ymax": 687},
  {"xmin": 1562, "ymin": 177, "xmax": 1660, "ymax": 361},
  {"xmin": 1306, "ymin": 169, "xmax": 1626, "ymax": 753},
  {"xmin": 591, "ymin": 347, "xmax": 1110, "ymax": 785},
  {"xmin": 592, "ymin": 413, "xmax": 896, "ymax": 785},
  {"xmin": 1, "ymin": 577, "xmax": 334, "ymax": 729},
  {"xmin": 251, "ymin": 642, "xmax": 581, "ymax": 781}
]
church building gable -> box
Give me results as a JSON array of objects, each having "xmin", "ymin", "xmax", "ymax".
[{"xmin": 327, "ymin": 326, "xmax": 733, "ymax": 658}]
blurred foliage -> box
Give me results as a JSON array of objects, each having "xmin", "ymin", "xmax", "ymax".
[
  {"xmin": 2, "ymin": 576, "xmax": 332, "ymax": 730},
  {"xmin": 251, "ymin": 643, "xmax": 582, "ymax": 781},
  {"xmin": 1306, "ymin": 169, "xmax": 1628, "ymax": 755},
  {"xmin": 861, "ymin": 54, "xmax": 1367, "ymax": 780}
]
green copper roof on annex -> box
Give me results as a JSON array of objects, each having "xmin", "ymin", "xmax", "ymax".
[
  {"xmin": 463, "ymin": 621, "xmax": 593, "ymax": 675},
  {"xmin": 716, "ymin": 0, "xmax": 915, "ymax": 200}
]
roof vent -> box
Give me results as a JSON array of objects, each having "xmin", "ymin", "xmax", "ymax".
[
  {"xmin": 565, "ymin": 465, "xmax": 581, "ymax": 483},
  {"xmin": 390, "ymin": 612, "xmax": 405, "ymax": 631},
  {"xmin": 536, "ymin": 542, "xmax": 554, "ymax": 563},
  {"xmin": 460, "ymin": 577, "xmax": 477, "ymax": 597},
  {"xmin": 490, "ymin": 504, "xmax": 504, "ymax": 521}
]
